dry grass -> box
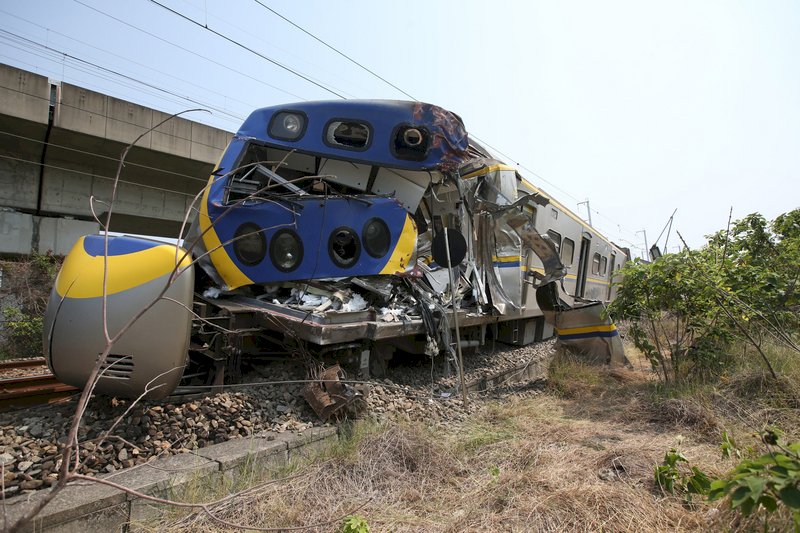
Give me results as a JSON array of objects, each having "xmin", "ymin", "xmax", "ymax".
[
  {"xmin": 148, "ymin": 341, "xmax": 799, "ymax": 532},
  {"xmin": 153, "ymin": 380, "xmax": 724, "ymax": 531}
]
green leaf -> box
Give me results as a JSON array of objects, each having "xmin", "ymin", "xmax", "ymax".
[
  {"xmin": 780, "ymin": 486, "xmax": 800, "ymax": 510},
  {"xmin": 746, "ymin": 477, "xmax": 767, "ymax": 501},
  {"xmin": 760, "ymin": 494, "xmax": 778, "ymax": 512},
  {"xmin": 739, "ymin": 497, "xmax": 756, "ymax": 517},
  {"xmin": 731, "ymin": 486, "xmax": 752, "ymax": 509}
]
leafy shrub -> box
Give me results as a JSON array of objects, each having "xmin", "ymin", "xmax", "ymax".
[
  {"xmin": 610, "ymin": 209, "xmax": 800, "ymax": 385},
  {"xmin": 709, "ymin": 431, "xmax": 800, "ymax": 528},
  {"xmin": 654, "ymin": 447, "xmax": 711, "ymax": 504},
  {"xmin": 338, "ymin": 515, "xmax": 370, "ymax": 533},
  {"xmin": 1, "ymin": 307, "xmax": 44, "ymax": 358}
]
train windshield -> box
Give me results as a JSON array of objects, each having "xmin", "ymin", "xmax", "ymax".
[{"xmin": 225, "ymin": 141, "xmax": 441, "ymax": 213}]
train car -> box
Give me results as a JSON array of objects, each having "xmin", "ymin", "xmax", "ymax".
[{"xmin": 43, "ymin": 100, "xmax": 627, "ymax": 399}]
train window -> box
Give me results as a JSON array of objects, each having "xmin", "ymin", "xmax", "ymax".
[
  {"xmin": 601, "ymin": 256, "xmax": 608, "ymax": 275},
  {"xmin": 591, "ymin": 253, "xmax": 601, "ymax": 275},
  {"xmin": 325, "ymin": 120, "xmax": 371, "ymax": 150},
  {"xmin": 547, "ymin": 229, "xmax": 561, "ymax": 253},
  {"xmin": 551, "ymin": 208, "xmax": 559, "ymax": 219},
  {"xmin": 561, "ymin": 238, "xmax": 575, "ymax": 266},
  {"xmin": 523, "ymin": 205, "xmax": 537, "ymax": 223}
]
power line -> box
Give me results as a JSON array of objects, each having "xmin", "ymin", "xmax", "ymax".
[
  {"xmin": 0, "ymin": 130, "xmax": 211, "ymax": 184},
  {"xmin": 71, "ymin": 0, "xmax": 307, "ymax": 102},
  {"xmin": 0, "ymin": 29, "xmax": 244, "ymax": 124},
  {"xmin": 247, "ymin": 4, "xmax": 638, "ymax": 240},
  {"xmin": 0, "ymin": 82, "xmax": 225, "ymax": 152},
  {"xmin": 0, "ymin": 8, "xmax": 260, "ymax": 119},
  {"xmin": 145, "ymin": 0, "xmax": 346, "ymax": 99},
  {"xmin": 251, "ymin": 0, "xmax": 417, "ymax": 101},
  {"xmin": 0, "ymin": 154, "xmax": 198, "ymax": 198}
]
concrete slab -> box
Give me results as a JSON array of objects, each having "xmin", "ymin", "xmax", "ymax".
[
  {"xmin": 286, "ymin": 426, "xmax": 339, "ymax": 460},
  {"xmin": 102, "ymin": 451, "xmax": 218, "ymax": 498},
  {"xmin": 1, "ymin": 479, "xmax": 126, "ymax": 533},
  {"xmin": 189, "ymin": 122, "xmax": 231, "ymax": 164},
  {"xmin": 57, "ymin": 84, "xmax": 108, "ymax": 139},
  {"xmin": 151, "ymin": 111, "xmax": 192, "ymax": 160},
  {"xmin": 105, "ymin": 96, "xmax": 152, "ymax": 149},
  {"xmin": 109, "ymin": 452, "xmax": 220, "ymax": 524},
  {"xmin": 193, "ymin": 434, "xmax": 289, "ymax": 471},
  {"xmin": 0, "ymin": 64, "xmax": 50, "ymax": 125}
]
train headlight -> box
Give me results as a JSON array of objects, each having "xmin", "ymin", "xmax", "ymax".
[
  {"xmin": 328, "ymin": 227, "xmax": 361, "ymax": 268},
  {"xmin": 270, "ymin": 229, "xmax": 303, "ymax": 272},
  {"xmin": 362, "ymin": 218, "xmax": 390, "ymax": 258},
  {"xmin": 233, "ymin": 223, "xmax": 266, "ymax": 266},
  {"xmin": 268, "ymin": 111, "xmax": 307, "ymax": 141},
  {"xmin": 393, "ymin": 125, "xmax": 430, "ymax": 160}
]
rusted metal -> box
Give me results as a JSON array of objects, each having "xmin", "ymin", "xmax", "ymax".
[
  {"xmin": 303, "ymin": 364, "xmax": 368, "ymax": 420},
  {"xmin": 0, "ymin": 374, "xmax": 78, "ymax": 409}
]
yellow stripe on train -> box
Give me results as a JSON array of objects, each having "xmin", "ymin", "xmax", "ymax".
[
  {"xmin": 55, "ymin": 237, "xmax": 192, "ymax": 299},
  {"xmin": 556, "ymin": 324, "xmax": 618, "ymax": 336}
]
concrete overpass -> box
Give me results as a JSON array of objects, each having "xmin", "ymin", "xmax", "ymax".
[{"xmin": 0, "ymin": 63, "xmax": 234, "ymax": 255}]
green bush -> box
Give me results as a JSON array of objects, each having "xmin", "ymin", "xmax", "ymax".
[
  {"xmin": 610, "ymin": 209, "xmax": 800, "ymax": 385},
  {"xmin": 709, "ymin": 430, "xmax": 800, "ymax": 529},
  {"xmin": 1, "ymin": 306, "xmax": 44, "ymax": 359}
]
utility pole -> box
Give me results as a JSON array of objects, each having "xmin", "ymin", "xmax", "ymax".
[
  {"xmin": 636, "ymin": 229, "xmax": 649, "ymax": 260},
  {"xmin": 577, "ymin": 199, "xmax": 592, "ymax": 226}
]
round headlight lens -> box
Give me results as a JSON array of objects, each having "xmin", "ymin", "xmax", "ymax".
[
  {"xmin": 268, "ymin": 111, "xmax": 306, "ymax": 141},
  {"xmin": 270, "ymin": 229, "xmax": 303, "ymax": 272},
  {"xmin": 362, "ymin": 218, "xmax": 391, "ymax": 258},
  {"xmin": 283, "ymin": 114, "xmax": 301, "ymax": 133},
  {"xmin": 233, "ymin": 223, "xmax": 266, "ymax": 266},
  {"xmin": 328, "ymin": 227, "xmax": 360, "ymax": 268}
]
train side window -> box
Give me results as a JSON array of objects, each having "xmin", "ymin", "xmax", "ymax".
[
  {"xmin": 523, "ymin": 205, "xmax": 537, "ymax": 223},
  {"xmin": 551, "ymin": 208, "xmax": 558, "ymax": 219},
  {"xmin": 561, "ymin": 237, "xmax": 575, "ymax": 266},
  {"xmin": 600, "ymin": 256, "xmax": 608, "ymax": 275},
  {"xmin": 547, "ymin": 229, "xmax": 561, "ymax": 253},
  {"xmin": 591, "ymin": 253, "xmax": 601, "ymax": 275}
]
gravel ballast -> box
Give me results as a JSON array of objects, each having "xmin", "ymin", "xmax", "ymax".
[{"xmin": 0, "ymin": 339, "xmax": 554, "ymax": 498}]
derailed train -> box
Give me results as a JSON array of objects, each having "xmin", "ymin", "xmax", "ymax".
[{"xmin": 43, "ymin": 100, "xmax": 628, "ymax": 400}]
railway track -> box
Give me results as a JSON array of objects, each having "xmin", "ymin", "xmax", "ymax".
[{"xmin": 0, "ymin": 358, "xmax": 78, "ymax": 409}]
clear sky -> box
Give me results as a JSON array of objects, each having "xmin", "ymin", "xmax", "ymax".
[{"xmin": 1, "ymin": 0, "xmax": 798, "ymax": 256}]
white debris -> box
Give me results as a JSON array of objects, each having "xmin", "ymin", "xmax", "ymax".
[
  {"xmin": 342, "ymin": 292, "xmax": 367, "ymax": 312},
  {"xmin": 379, "ymin": 307, "xmax": 403, "ymax": 322},
  {"xmin": 297, "ymin": 293, "xmax": 329, "ymax": 310},
  {"xmin": 203, "ymin": 287, "xmax": 222, "ymax": 299}
]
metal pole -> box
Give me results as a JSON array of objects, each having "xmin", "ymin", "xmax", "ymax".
[
  {"xmin": 577, "ymin": 199, "xmax": 593, "ymax": 226},
  {"xmin": 636, "ymin": 229, "xmax": 649, "ymax": 260},
  {"xmin": 443, "ymin": 227, "xmax": 468, "ymax": 407}
]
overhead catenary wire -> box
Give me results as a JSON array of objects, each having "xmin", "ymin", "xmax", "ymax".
[
  {"xmin": 0, "ymin": 154, "xmax": 199, "ymax": 198},
  {"xmin": 0, "ymin": 82, "xmax": 224, "ymax": 153},
  {"xmin": 250, "ymin": 0, "xmax": 418, "ymax": 101},
  {"xmin": 249, "ymin": 4, "xmax": 640, "ymax": 242},
  {"xmin": 0, "ymin": 29, "xmax": 245, "ymax": 125},
  {"xmin": 0, "ymin": 130, "xmax": 212, "ymax": 184},
  {"xmin": 3, "ymin": 3, "xmax": 642, "ymax": 241},
  {"xmin": 70, "ymin": 0, "xmax": 308, "ymax": 102},
  {"xmin": 0, "ymin": 9, "xmax": 260, "ymax": 118},
  {"xmin": 145, "ymin": 0, "xmax": 347, "ymax": 100}
]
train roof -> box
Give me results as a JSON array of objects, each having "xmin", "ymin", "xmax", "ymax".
[{"xmin": 237, "ymin": 100, "xmax": 470, "ymax": 172}]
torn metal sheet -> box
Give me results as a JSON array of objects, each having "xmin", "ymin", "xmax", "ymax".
[
  {"xmin": 536, "ymin": 282, "xmax": 627, "ymax": 366},
  {"xmin": 303, "ymin": 364, "xmax": 368, "ymax": 420}
]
